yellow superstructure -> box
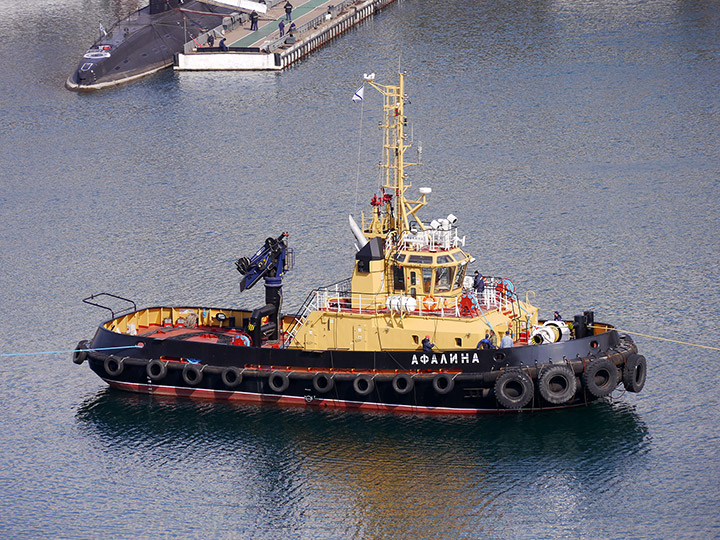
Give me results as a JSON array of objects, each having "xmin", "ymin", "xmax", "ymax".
[{"xmin": 286, "ymin": 72, "xmax": 539, "ymax": 353}]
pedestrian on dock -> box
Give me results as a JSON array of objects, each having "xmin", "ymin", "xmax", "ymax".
[
  {"xmin": 219, "ymin": 37, "xmax": 228, "ymax": 51},
  {"xmin": 278, "ymin": 20, "xmax": 285, "ymax": 37},
  {"xmin": 250, "ymin": 10, "xmax": 259, "ymax": 31},
  {"xmin": 284, "ymin": 1, "xmax": 293, "ymax": 21},
  {"xmin": 207, "ymin": 33, "xmax": 215, "ymax": 47}
]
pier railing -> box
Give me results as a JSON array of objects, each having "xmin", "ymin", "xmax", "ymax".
[{"xmin": 264, "ymin": 0, "xmax": 358, "ymax": 52}]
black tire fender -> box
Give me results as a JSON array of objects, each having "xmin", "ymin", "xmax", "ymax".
[
  {"xmin": 146, "ymin": 359, "xmax": 167, "ymax": 381},
  {"xmin": 622, "ymin": 354, "xmax": 647, "ymax": 393},
  {"xmin": 353, "ymin": 374, "xmax": 375, "ymax": 396},
  {"xmin": 432, "ymin": 373, "xmax": 454, "ymax": 395},
  {"xmin": 72, "ymin": 340, "xmax": 90, "ymax": 365},
  {"xmin": 221, "ymin": 367, "xmax": 243, "ymax": 388},
  {"xmin": 104, "ymin": 356, "xmax": 124, "ymax": 377},
  {"xmin": 494, "ymin": 369, "xmax": 534, "ymax": 409},
  {"xmin": 392, "ymin": 373, "xmax": 414, "ymax": 395},
  {"xmin": 538, "ymin": 364, "xmax": 577, "ymax": 405},
  {"xmin": 583, "ymin": 357, "xmax": 619, "ymax": 398},
  {"xmin": 268, "ymin": 371, "xmax": 290, "ymax": 393},
  {"xmin": 182, "ymin": 363, "xmax": 203, "ymax": 386},
  {"xmin": 312, "ymin": 372, "xmax": 335, "ymax": 393}
]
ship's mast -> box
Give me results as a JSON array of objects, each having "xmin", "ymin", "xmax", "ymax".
[{"xmin": 367, "ymin": 72, "xmax": 428, "ymax": 238}]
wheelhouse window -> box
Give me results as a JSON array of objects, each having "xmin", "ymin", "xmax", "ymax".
[
  {"xmin": 435, "ymin": 266, "xmax": 454, "ymax": 293},
  {"xmin": 453, "ymin": 264, "xmax": 466, "ymax": 290},
  {"xmin": 408, "ymin": 255, "xmax": 433, "ymax": 265}
]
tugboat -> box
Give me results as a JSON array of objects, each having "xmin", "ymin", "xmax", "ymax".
[
  {"xmin": 66, "ymin": 0, "xmax": 235, "ymax": 91},
  {"xmin": 73, "ymin": 71, "xmax": 647, "ymax": 414}
]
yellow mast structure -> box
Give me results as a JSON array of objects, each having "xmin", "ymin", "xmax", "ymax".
[{"xmin": 365, "ymin": 72, "xmax": 429, "ymax": 238}]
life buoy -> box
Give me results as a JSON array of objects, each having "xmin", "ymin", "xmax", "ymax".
[
  {"xmin": 72, "ymin": 340, "xmax": 90, "ymax": 365},
  {"xmin": 422, "ymin": 294, "xmax": 438, "ymax": 311},
  {"xmin": 353, "ymin": 374, "xmax": 375, "ymax": 396},
  {"xmin": 538, "ymin": 364, "xmax": 577, "ymax": 404},
  {"xmin": 104, "ymin": 356, "xmax": 124, "ymax": 377},
  {"xmin": 221, "ymin": 367, "xmax": 243, "ymax": 388},
  {"xmin": 146, "ymin": 359, "xmax": 167, "ymax": 381},
  {"xmin": 494, "ymin": 369, "xmax": 534, "ymax": 409},
  {"xmin": 432, "ymin": 373, "xmax": 454, "ymax": 395},
  {"xmin": 622, "ymin": 354, "xmax": 647, "ymax": 393},
  {"xmin": 268, "ymin": 371, "xmax": 290, "ymax": 393},
  {"xmin": 392, "ymin": 373, "xmax": 414, "ymax": 394},
  {"xmin": 182, "ymin": 363, "xmax": 203, "ymax": 386},
  {"xmin": 582, "ymin": 357, "xmax": 619, "ymax": 398},
  {"xmin": 312, "ymin": 372, "xmax": 334, "ymax": 393}
]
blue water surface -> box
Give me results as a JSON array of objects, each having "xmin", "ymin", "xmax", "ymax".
[{"xmin": 0, "ymin": 0, "xmax": 718, "ymax": 538}]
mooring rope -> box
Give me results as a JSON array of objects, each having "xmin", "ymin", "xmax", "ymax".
[
  {"xmin": 591, "ymin": 326, "xmax": 720, "ymax": 352},
  {"xmin": 0, "ymin": 345, "xmax": 143, "ymax": 358}
]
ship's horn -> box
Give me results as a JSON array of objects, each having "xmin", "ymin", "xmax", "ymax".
[{"xmin": 349, "ymin": 215, "xmax": 368, "ymax": 250}]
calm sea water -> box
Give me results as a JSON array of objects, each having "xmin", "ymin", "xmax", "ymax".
[{"xmin": 0, "ymin": 0, "xmax": 719, "ymax": 538}]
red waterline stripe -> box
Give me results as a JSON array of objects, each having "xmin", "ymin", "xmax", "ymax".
[{"xmin": 106, "ymin": 379, "xmax": 508, "ymax": 416}]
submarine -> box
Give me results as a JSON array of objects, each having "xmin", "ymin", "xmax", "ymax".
[{"xmin": 66, "ymin": 0, "xmax": 236, "ymax": 91}]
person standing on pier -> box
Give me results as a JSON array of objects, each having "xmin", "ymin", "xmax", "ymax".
[
  {"xmin": 250, "ymin": 10, "xmax": 259, "ymax": 31},
  {"xmin": 219, "ymin": 37, "xmax": 228, "ymax": 51},
  {"xmin": 278, "ymin": 20, "xmax": 285, "ymax": 36},
  {"xmin": 284, "ymin": 2, "xmax": 293, "ymax": 21}
]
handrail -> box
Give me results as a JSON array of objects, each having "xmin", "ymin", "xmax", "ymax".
[
  {"xmin": 82, "ymin": 293, "xmax": 137, "ymax": 319},
  {"xmin": 263, "ymin": 0, "xmax": 359, "ymax": 52}
]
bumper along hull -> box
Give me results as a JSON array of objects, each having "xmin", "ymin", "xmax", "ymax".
[{"xmin": 75, "ymin": 318, "xmax": 644, "ymax": 415}]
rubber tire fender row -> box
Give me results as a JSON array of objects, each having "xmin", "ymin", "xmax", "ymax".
[
  {"xmin": 72, "ymin": 340, "xmax": 90, "ymax": 365},
  {"xmin": 312, "ymin": 372, "xmax": 335, "ymax": 394},
  {"xmin": 104, "ymin": 356, "xmax": 124, "ymax": 378},
  {"xmin": 582, "ymin": 356, "xmax": 619, "ymax": 398},
  {"xmin": 268, "ymin": 371, "xmax": 290, "ymax": 393},
  {"xmin": 391, "ymin": 373, "xmax": 414, "ymax": 395},
  {"xmin": 494, "ymin": 369, "xmax": 534, "ymax": 409},
  {"xmin": 221, "ymin": 367, "xmax": 243, "ymax": 388},
  {"xmin": 622, "ymin": 354, "xmax": 647, "ymax": 393},
  {"xmin": 432, "ymin": 373, "xmax": 454, "ymax": 395},
  {"xmin": 353, "ymin": 374, "xmax": 375, "ymax": 396},
  {"xmin": 146, "ymin": 359, "xmax": 167, "ymax": 381},
  {"xmin": 538, "ymin": 364, "xmax": 577, "ymax": 405},
  {"xmin": 182, "ymin": 363, "xmax": 203, "ymax": 386}
]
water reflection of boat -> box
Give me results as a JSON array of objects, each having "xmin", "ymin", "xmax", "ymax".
[
  {"xmin": 77, "ymin": 389, "xmax": 649, "ymax": 460},
  {"xmin": 76, "ymin": 389, "xmax": 649, "ymax": 534},
  {"xmin": 73, "ymin": 71, "xmax": 647, "ymax": 414}
]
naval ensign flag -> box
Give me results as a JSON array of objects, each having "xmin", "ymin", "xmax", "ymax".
[{"xmin": 352, "ymin": 85, "xmax": 364, "ymax": 103}]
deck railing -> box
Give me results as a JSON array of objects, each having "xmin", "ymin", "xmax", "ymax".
[{"xmin": 283, "ymin": 276, "xmax": 524, "ymax": 346}]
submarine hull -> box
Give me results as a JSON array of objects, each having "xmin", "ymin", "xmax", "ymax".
[{"xmin": 66, "ymin": 1, "xmax": 233, "ymax": 91}]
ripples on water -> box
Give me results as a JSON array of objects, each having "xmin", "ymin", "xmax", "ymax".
[
  {"xmin": 0, "ymin": 0, "xmax": 719, "ymax": 538},
  {"xmin": 72, "ymin": 391, "xmax": 650, "ymax": 539}
]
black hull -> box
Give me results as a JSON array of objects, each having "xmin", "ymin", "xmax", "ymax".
[
  {"xmin": 74, "ymin": 312, "xmax": 643, "ymax": 415},
  {"xmin": 66, "ymin": 1, "xmax": 232, "ymax": 91}
]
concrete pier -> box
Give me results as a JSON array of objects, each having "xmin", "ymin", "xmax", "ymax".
[{"xmin": 174, "ymin": 0, "xmax": 398, "ymax": 71}]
